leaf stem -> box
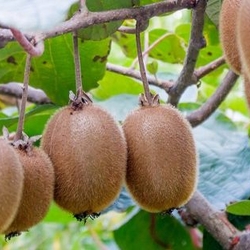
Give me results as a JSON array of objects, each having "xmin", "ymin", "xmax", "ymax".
[
  {"xmin": 135, "ymin": 20, "xmax": 152, "ymax": 105},
  {"xmin": 72, "ymin": 31, "xmax": 83, "ymax": 93},
  {"xmin": 14, "ymin": 54, "xmax": 32, "ymax": 141}
]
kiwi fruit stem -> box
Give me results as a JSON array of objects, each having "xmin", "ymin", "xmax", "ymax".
[
  {"xmin": 74, "ymin": 212, "xmax": 100, "ymax": 224},
  {"xmin": 15, "ymin": 54, "xmax": 32, "ymax": 142},
  {"xmin": 72, "ymin": 31, "xmax": 83, "ymax": 93},
  {"xmin": 69, "ymin": 89, "xmax": 93, "ymax": 111},
  {"xmin": 135, "ymin": 20, "xmax": 153, "ymax": 106}
]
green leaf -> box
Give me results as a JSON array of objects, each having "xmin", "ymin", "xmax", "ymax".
[
  {"xmin": 0, "ymin": 104, "xmax": 57, "ymax": 135},
  {"xmin": 113, "ymin": 29, "xmax": 186, "ymax": 63},
  {"xmin": 43, "ymin": 203, "xmax": 74, "ymax": 224},
  {"xmin": 112, "ymin": 32, "xmax": 137, "ymax": 58},
  {"xmin": 203, "ymin": 229, "xmax": 223, "ymax": 250},
  {"xmin": 227, "ymin": 200, "xmax": 250, "ymax": 216},
  {"xmin": 114, "ymin": 210, "xmax": 195, "ymax": 250},
  {"xmin": 206, "ymin": 0, "xmax": 222, "ymax": 27},
  {"xmin": 203, "ymin": 15, "xmax": 220, "ymax": 46},
  {"xmin": 175, "ymin": 23, "xmax": 191, "ymax": 44},
  {"xmin": 0, "ymin": 35, "xmax": 111, "ymax": 105},
  {"xmin": 69, "ymin": 0, "xmax": 139, "ymax": 40},
  {"xmin": 147, "ymin": 61, "xmax": 158, "ymax": 75},
  {"xmin": 194, "ymin": 112, "xmax": 250, "ymax": 209},
  {"xmin": 0, "ymin": 0, "xmax": 76, "ymax": 32},
  {"xmin": 148, "ymin": 30, "xmax": 186, "ymax": 63},
  {"xmin": 91, "ymin": 71, "xmax": 143, "ymax": 100},
  {"xmin": 140, "ymin": 0, "xmax": 163, "ymax": 5}
]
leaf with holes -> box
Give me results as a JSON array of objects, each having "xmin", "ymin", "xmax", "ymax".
[{"xmin": 0, "ymin": 34, "xmax": 111, "ymax": 105}]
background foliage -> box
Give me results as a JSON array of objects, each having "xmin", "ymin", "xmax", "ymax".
[{"xmin": 0, "ymin": 0, "xmax": 249, "ymax": 249}]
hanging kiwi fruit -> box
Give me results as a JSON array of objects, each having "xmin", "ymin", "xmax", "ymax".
[
  {"xmin": 237, "ymin": 0, "xmax": 250, "ymax": 80},
  {"xmin": 2, "ymin": 54, "xmax": 54, "ymax": 240},
  {"xmin": 0, "ymin": 139, "xmax": 24, "ymax": 234},
  {"xmin": 219, "ymin": 0, "xmax": 242, "ymax": 74},
  {"xmin": 41, "ymin": 33, "xmax": 127, "ymax": 221},
  {"xmin": 122, "ymin": 21, "xmax": 198, "ymax": 213},
  {"xmin": 41, "ymin": 90, "xmax": 127, "ymax": 220},
  {"xmin": 123, "ymin": 94, "xmax": 198, "ymax": 213},
  {"xmin": 4, "ymin": 141, "xmax": 55, "ymax": 238}
]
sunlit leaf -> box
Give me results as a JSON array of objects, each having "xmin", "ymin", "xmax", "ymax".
[
  {"xmin": 91, "ymin": 71, "xmax": 143, "ymax": 100},
  {"xmin": 226, "ymin": 200, "xmax": 250, "ymax": 216}
]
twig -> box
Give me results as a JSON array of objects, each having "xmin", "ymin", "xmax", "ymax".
[
  {"xmin": 72, "ymin": 32, "xmax": 83, "ymax": 92},
  {"xmin": 107, "ymin": 63, "xmax": 173, "ymax": 90},
  {"xmin": 10, "ymin": 28, "xmax": 44, "ymax": 56},
  {"xmin": 187, "ymin": 71, "xmax": 238, "ymax": 127},
  {"xmin": 186, "ymin": 191, "xmax": 240, "ymax": 250},
  {"xmin": 167, "ymin": 0, "xmax": 207, "ymax": 106},
  {"xmin": 14, "ymin": 54, "xmax": 32, "ymax": 141},
  {"xmin": 39, "ymin": 0, "xmax": 197, "ymax": 41},
  {"xmin": 194, "ymin": 56, "xmax": 226, "ymax": 80},
  {"xmin": 107, "ymin": 56, "xmax": 226, "ymax": 92},
  {"xmin": 0, "ymin": 82, "xmax": 52, "ymax": 104},
  {"xmin": 0, "ymin": 1, "xmax": 197, "ymax": 46},
  {"xmin": 79, "ymin": 0, "xmax": 88, "ymax": 13}
]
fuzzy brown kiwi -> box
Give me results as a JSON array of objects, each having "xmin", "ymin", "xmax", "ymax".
[
  {"xmin": 219, "ymin": 0, "xmax": 241, "ymax": 74},
  {"xmin": 0, "ymin": 139, "xmax": 24, "ymax": 234},
  {"xmin": 4, "ymin": 147, "xmax": 54, "ymax": 236},
  {"xmin": 122, "ymin": 97, "xmax": 198, "ymax": 213},
  {"xmin": 237, "ymin": 0, "xmax": 250, "ymax": 80},
  {"xmin": 41, "ymin": 94, "xmax": 127, "ymax": 219}
]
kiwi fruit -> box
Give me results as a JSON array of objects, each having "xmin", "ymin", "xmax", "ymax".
[
  {"xmin": 4, "ymin": 146, "xmax": 54, "ymax": 236},
  {"xmin": 219, "ymin": 0, "xmax": 241, "ymax": 74},
  {"xmin": 0, "ymin": 139, "xmax": 24, "ymax": 234},
  {"xmin": 41, "ymin": 92, "xmax": 127, "ymax": 219},
  {"xmin": 122, "ymin": 95, "xmax": 198, "ymax": 213},
  {"xmin": 237, "ymin": 0, "xmax": 250, "ymax": 80}
]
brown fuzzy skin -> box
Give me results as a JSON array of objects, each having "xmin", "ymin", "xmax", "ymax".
[
  {"xmin": 4, "ymin": 147, "xmax": 54, "ymax": 234},
  {"xmin": 123, "ymin": 104, "xmax": 198, "ymax": 213},
  {"xmin": 41, "ymin": 104, "xmax": 127, "ymax": 215},
  {"xmin": 220, "ymin": 0, "xmax": 241, "ymax": 74},
  {"xmin": 238, "ymin": 0, "xmax": 250, "ymax": 80},
  {"xmin": 0, "ymin": 140, "xmax": 24, "ymax": 234}
]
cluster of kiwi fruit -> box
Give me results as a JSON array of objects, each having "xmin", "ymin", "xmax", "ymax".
[
  {"xmin": 40, "ymin": 89, "xmax": 198, "ymax": 219},
  {"xmin": 0, "ymin": 132, "xmax": 54, "ymax": 240},
  {"xmin": 219, "ymin": 0, "xmax": 250, "ymax": 106},
  {"xmin": 0, "ymin": 72, "xmax": 198, "ymax": 239}
]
